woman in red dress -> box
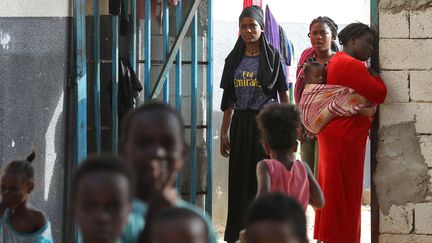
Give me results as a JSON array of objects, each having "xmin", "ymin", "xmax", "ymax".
[{"xmin": 313, "ymin": 23, "xmax": 387, "ymax": 243}]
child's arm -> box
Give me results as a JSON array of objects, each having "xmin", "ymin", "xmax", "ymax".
[
  {"xmin": 256, "ymin": 161, "xmax": 271, "ymax": 199},
  {"xmin": 304, "ymin": 163, "xmax": 325, "ymax": 208}
]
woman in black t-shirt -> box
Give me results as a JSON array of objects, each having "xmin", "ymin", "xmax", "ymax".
[{"xmin": 219, "ymin": 5, "xmax": 288, "ymax": 243}]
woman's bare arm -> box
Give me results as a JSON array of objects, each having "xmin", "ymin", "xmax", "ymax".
[
  {"xmin": 220, "ymin": 106, "xmax": 233, "ymax": 157},
  {"xmin": 279, "ymin": 90, "xmax": 289, "ymax": 104}
]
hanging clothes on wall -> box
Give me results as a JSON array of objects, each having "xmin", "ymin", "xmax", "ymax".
[
  {"xmin": 264, "ymin": 5, "xmax": 295, "ymax": 93},
  {"xmin": 243, "ymin": 0, "xmax": 262, "ymax": 9},
  {"xmin": 137, "ymin": 0, "xmax": 178, "ymax": 20},
  {"xmin": 264, "ymin": 6, "xmax": 281, "ymax": 53},
  {"xmin": 110, "ymin": 59, "xmax": 143, "ymax": 123}
]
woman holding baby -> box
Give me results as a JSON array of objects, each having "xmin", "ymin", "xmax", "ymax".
[{"xmin": 297, "ymin": 22, "xmax": 387, "ymax": 243}]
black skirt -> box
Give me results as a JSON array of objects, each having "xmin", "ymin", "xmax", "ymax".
[{"xmin": 224, "ymin": 110, "xmax": 267, "ymax": 242}]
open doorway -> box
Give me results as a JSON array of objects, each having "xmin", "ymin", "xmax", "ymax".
[{"xmin": 212, "ymin": 0, "xmax": 373, "ymax": 242}]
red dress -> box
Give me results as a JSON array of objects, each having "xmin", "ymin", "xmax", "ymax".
[{"xmin": 313, "ymin": 52, "xmax": 387, "ymax": 243}]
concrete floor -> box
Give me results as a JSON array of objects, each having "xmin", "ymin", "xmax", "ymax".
[{"xmin": 216, "ymin": 205, "xmax": 371, "ymax": 243}]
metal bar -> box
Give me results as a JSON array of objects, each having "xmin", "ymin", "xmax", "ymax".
[
  {"xmin": 94, "ymin": 0, "xmax": 101, "ymax": 153},
  {"xmin": 190, "ymin": 13, "xmax": 198, "ymax": 204},
  {"xmin": 123, "ymin": 0, "xmax": 130, "ymax": 21},
  {"xmin": 131, "ymin": 0, "xmax": 137, "ymax": 71},
  {"xmin": 163, "ymin": 0, "xmax": 170, "ymax": 103},
  {"xmin": 112, "ymin": 15, "xmax": 120, "ymax": 154},
  {"xmin": 370, "ymin": 1, "xmax": 379, "ymax": 243},
  {"xmin": 205, "ymin": 0, "xmax": 213, "ymax": 215},
  {"xmin": 74, "ymin": 0, "xmax": 87, "ymax": 163},
  {"xmin": 74, "ymin": 0, "xmax": 87, "ymax": 241},
  {"xmin": 289, "ymin": 84, "xmax": 294, "ymax": 104},
  {"xmin": 150, "ymin": 0, "xmax": 201, "ymax": 99},
  {"xmin": 138, "ymin": 60, "xmax": 209, "ymax": 65},
  {"xmin": 175, "ymin": 0, "xmax": 183, "ymax": 194},
  {"xmin": 144, "ymin": 0, "xmax": 152, "ymax": 100}
]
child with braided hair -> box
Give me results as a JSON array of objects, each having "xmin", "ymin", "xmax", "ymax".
[{"xmin": 0, "ymin": 150, "xmax": 53, "ymax": 242}]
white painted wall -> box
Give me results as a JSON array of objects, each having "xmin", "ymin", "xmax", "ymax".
[{"xmin": 0, "ymin": 0, "xmax": 72, "ymax": 17}]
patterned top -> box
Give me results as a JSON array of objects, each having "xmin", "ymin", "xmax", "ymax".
[
  {"xmin": 298, "ymin": 84, "xmax": 376, "ymax": 135},
  {"xmin": 0, "ymin": 209, "xmax": 53, "ymax": 243},
  {"xmin": 233, "ymin": 55, "xmax": 275, "ymax": 110}
]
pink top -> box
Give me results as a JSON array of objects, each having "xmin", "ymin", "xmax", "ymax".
[{"xmin": 264, "ymin": 159, "xmax": 310, "ymax": 210}]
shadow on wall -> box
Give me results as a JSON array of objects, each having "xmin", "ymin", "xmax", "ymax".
[{"xmin": 0, "ymin": 17, "xmax": 70, "ymax": 242}]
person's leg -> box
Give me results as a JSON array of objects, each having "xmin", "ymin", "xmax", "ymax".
[
  {"xmin": 313, "ymin": 139, "xmax": 319, "ymax": 176},
  {"xmin": 300, "ymin": 136, "xmax": 316, "ymax": 171}
]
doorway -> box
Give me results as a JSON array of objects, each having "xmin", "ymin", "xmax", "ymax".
[{"xmin": 212, "ymin": 0, "xmax": 377, "ymax": 242}]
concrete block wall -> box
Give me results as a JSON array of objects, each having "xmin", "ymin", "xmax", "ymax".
[{"xmin": 377, "ymin": 1, "xmax": 432, "ymax": 241}]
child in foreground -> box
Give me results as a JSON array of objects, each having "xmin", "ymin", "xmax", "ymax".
[
  {"xmin": 240, "ymin": 193, "xmax": 307, "ymax": 243},
  {"xmin": 255, "ymin": 103, "xmax": 324, "ymax": 210},
  {"xmin": 298, "ymin": 59, "xmax": 376, "ymax": 136},
  {"xmin": 150, "ymin": 207, "xmax": 208, "ymax": 243},
  {"xmin": 120, "ymin": 102, "xmax": 217, "ymax": 243},
  {"xmin": 73, "ymin": 155, "xmax": 133, "ymax": 243},
  {"xmin": 0, "ymin": 151, "xmax": 53, "ymax": 242}
]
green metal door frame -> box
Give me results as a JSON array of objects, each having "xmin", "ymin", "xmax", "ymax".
[{"xmin": 370, "ymin": 0, "xmax": 379, "ymax": 242}]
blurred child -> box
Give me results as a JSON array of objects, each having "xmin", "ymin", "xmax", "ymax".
[
  {"xmin": 0, "ymin": 151, "xmax": 53, "ymax": 242},
  {"xmin": 73, "ymin": 155, "xmax": 133, "ymax": 243},
  {"xmin": 240, "ymin": 193, "xmax": 307, "ymax": 243},
  {"xmin": 299, "ymin": 59, "xmax": 376, "ymax": 135},
  {"xmin": 256, "ymin": 104, "xmax": 324, "ymax": 210},
  {"xmin": 120, "ymin": 102, "xmax": 217, "ymax": 243},
  {"xmin": 150, "ymin": 207, "xmax": 208, "ymax": 243}
]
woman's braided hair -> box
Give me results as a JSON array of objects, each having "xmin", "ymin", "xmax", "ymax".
[
  {"xmin": 338, "ymin": 22, "xmax": 375, "ymax": 46},
  {"xmin": 309, "ymin": 16, "xmax": 339, "ymax": 52}
]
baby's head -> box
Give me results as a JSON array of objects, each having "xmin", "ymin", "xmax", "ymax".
[
  {"xmin": 73, "ymin": 155, "xmax": 133, "ymax": 243},
  {"xmin": 256, "ymin": 104, "xmax": 299, "ymax": 155},
  {"xmin": 242, "ymin": 193, "xmax": 307, "ymax": 243},
  {"xmin": 121, "ymin": 102, "xmax": 186, "ymax": 201},
  {"xmin": 151, "ymin": 207, "xmax": 208, "ymax": 243},
  {"xmin": 303, "ymin": 58, "xmax": 326, "ymax": 84},
  {"xmin": 1, "ymin": 151, "xmax": 36, "ymax": 209}
]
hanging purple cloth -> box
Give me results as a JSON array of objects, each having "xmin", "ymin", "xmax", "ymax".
[{"xmin": 264, "ymin": 5, "xmax": 281, "ymax": 53}]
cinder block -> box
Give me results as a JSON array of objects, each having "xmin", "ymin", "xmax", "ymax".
[
  {"xmin": 380, "ymin": 10, "xmax": 409, "ymax": 38},
  {"xmin": 151, "ymin": 35, "xmax": 207, "ymax": 62},
  {"xmin": 379, "ymin": 234, "xmax": 409, "ymax": 243},
  {"xmin": 379, "ymin": 103, "xmax": 432, "ymax": 134},
  {"xmin": 380, "ymin": 204, "xmax": 414, "ymax": 234},
  {"xmin": 420, "ymin": 136, "xmax": 432, "ymax": 168},
  {"xmin": 415, "ymin": 203, "xmax": 432, "ymax": 234},
  {"xmin": 428, "ymin": 170, "xmax": 432, "ymax": 201},
  {"xmin": 410, "ymin": 71, "xmax": 432, "ymax": 102},
  {"xmin": 380, "ymin": 39, "xmax": 432, "ymax": 70},
  {"xmin": 415, "ymin": 103, "xmax": 432, "ymax": 134},
  {"xmin": 379, "ymin": 103, "xmax": 416, "ymax": 128},
  {"xmin": 380, "ymin": 234, "xmax": 432, "ymax": 243},
  {"xmin": 411, "ymin": 9, "xmax": 432, "ymax": 38},
  {"xmin": 381, "ymin": 71, "xmax": 409, "ymax": 103}
]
